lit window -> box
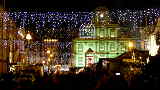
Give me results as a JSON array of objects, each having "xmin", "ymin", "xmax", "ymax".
[
  {"xmin": 110, "ymin": 42, "xmax": 116, "ymax": 51},
  {"xmin": 78, "ymin": 57, "xmax": 83, "ymax": 65},
  {"xmin": 99, "ymin": 29, "xmax": 104, "ymax": 38},
  {"xmin": 77, "ymin": 44, "xmax": 83, "ymax": 52},
  {"xmin": 110, "ymin": 29, "xmax": 115, "ymax": 37},
  {"xmin": 99, "ymin": 42, "xmax": 105, "ymax": 51}
]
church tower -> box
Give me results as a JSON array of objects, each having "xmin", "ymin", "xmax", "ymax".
[{"xmin": 93, "ymin": 7, "xmax": 110, "ymax": 26}]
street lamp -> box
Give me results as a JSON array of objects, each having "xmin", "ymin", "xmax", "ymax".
[
  {"xmin": 128, "ymin": 41, "xmax": 134, "ymax": 51},
  {"xmin": 26, "ymin": 32, "xmax": 32, "ymax": 64},
  {"xmin": 46, "ymin": 49, "xmax": 51, "ymax": 73},
  {"xmin": 26, "ymin": 33, "xmax": 32, "ymax": 40},
  {"xmin": 50, "ymin": 54, "xmax": 53, "ymax": 57}
]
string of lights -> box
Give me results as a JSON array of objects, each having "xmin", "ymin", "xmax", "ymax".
[
  {"xmin": 0, "ymin": 8, "xmax": 160, "ymax": 39},
  {"xmin": 110, "ymin": 9, "xmax": 159, "ymax": 26},
  {"xmin": 8, "ymin": 9, "xmax": 160, "ymax": 27},
  {"xmin": 8, "ymin": 12, "xmax": 93, "ymax": 29},
  {"xmin": 2, "ymin": 9, "xmax": 160, "ymax": 65}
]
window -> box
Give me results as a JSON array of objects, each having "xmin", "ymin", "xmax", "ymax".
[
  {"xmin": 77, "ymin": 43, "xmax": 83, "ymax": 52},
  {"xmin": 110, "ymin": 29, "xmax": 115, "ymax": 37},
  {"xmin": 99, "ymin": 29, "xmax": 105, "ymax": 38},
  {"xmin": 99, "ymin": 41, "xmax": 105, "ymax": 51},
  {"xmin": 119, "ymin": 41, "xmax": 126, "ymax": 52},
  {"xmin": 88, "ymin": 43, "xmax": 93, "ymax": 47},
  {"xmin": 78, "ymin": 57, "xmax": 84, "ymax": 65},
  {"xmin": 109, "ymin": 41, "xmax": 116, "ymax": 51},
  {"xmin": 105, "ymin": 28, "xmax": 109, "ymax": 38}
]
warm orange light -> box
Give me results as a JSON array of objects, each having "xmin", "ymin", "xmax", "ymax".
[
  {"xmin": 100, "ymin": 13, "xmax": 104, "ymax": 18},
  {"xmin": 50, "ymin": 54, "xmax": 53, "ymax": 57},
  {"xmin": 44, "ymin": 39, "xmax": 58, "ymax": 42},
  {"xmin": 48, "ymin": 58, "xmax": 50, "ymax": 62},
  {"xmin": 128, "ymin": 41, "xmax": 134, "ymax": 49},
  {"xmin": 26, "ymin": 33, "xmax": 32, "ymax": 40},
  {"xmin": 42, "ymin": 61, "xmax": 45, "ymax": 64},
  {"xmin": 18, "ymin": 30, "xmax": 24, "ymax": 38},
  {"xmin": 46, "ymin": 50, "xmax": 50, "ymax": 54}
]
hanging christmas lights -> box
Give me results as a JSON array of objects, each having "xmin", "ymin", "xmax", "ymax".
[{"xmin": 3, "ymin": 8, "xmax": 160, "ymax": 37}]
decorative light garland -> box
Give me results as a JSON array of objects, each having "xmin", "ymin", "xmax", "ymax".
[
  {"xmin": 1, "ymin": 9, "xmax": 160, "ymax": 39},
  {"xmin": 7, "ymin": 9, "xmax": 160, "ymax": 29},
  {"xmin": 2, "ymin": 9, "xmax": 160, "ymax": 63}
]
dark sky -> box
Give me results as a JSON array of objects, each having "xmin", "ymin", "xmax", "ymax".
[{"xmin": 2, "ymin": 0, "xmax": 160, "ymax": 10}]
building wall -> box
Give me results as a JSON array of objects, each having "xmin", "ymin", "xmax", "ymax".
[
  {"xmin": 73, "ymin": 39, "xmax": 130, "ymax": 67},
  {"xmin": 74, "ymin": 25, "xmax": 144, "ymax": 67},
  {"xmin": 73, "ymin": 8, "xmax": 147, "ymax": 67},
  {"xmin": 0, "ymin": 11, "xmax": 24, "ymax": 73}
]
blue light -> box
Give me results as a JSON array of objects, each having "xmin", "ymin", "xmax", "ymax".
[{"xmin": 5, "ymin": 8, "xmax": 160, "ymax": 35}]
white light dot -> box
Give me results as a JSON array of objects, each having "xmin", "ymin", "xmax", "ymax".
[{"xmin": 100, "ymin": 13, "xmax": 104, "ymax": 18}]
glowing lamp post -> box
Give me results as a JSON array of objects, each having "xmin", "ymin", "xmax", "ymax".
[
  {"xmin": 26, "ymin": 32, "xmax": 32, "ymax": 64},
  {"xmin": 128, "ymin": 41, "xmax": 134, "ymax": 51},
  {"xmin": 26, "ymin": 33, "xmax": 32, "ymax": 40},
  {"xmin": 128, "ymin": 41, "xmax": 136, "ymax": 63},
  {"xmin": 46, "ymin": 50, "xmax": 52, "ymax": 72}
]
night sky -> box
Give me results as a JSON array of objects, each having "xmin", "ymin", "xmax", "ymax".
[{"xmin": 1, "ymin": 0, "xmax": 160, "ymax": 10}]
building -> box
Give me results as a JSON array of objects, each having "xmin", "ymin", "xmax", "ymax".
[
  {"xmin": 0, "ymin": 9, "xmax": 25, "ymax": 73},
  {"xmin": 41, "ymin": 39, "xmax": 58, "ymax": 68},
  {"xmin": 73, "ymin": 8, "xmax": 146, "ymax": 67}
]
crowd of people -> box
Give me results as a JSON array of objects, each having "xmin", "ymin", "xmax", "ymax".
[
  {"xmin": 0, "ymin": 66, "xmax": 159, "ymax": 89},
  {"xmin": 1, "ymin": 55, "xmax": 160, "ymax": 89}
]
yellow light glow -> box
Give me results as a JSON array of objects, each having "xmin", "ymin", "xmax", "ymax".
[
  {"xmin": 48, "ymin": 58, "xmax": 50, "ymax": 62},
  {"xmin": 47, "ymin": 50, "xmax": 50, "ymax": 54},
  {"xmin": 147, "ymin": 35, "xmax": 159, "ymax": 56},
  {"xmin": 9, "ymin": 52, "xmax": 12, "ymax": 63},
  {"xmin": 50, "ymin": 54, "xmax": 53, "ymax": 57},
  {"xmin": 146, "ymin": 57, "xmax": 150, "ymax": 64},
  {"xmin": 42, "ymin": 61, "xmax": 45, "ymax": 64},
  {"xmin": 26, "ymin": 33, "xmax": 32, "ymax": 40},
  {"xmin": 100, "ymin": 13, "xmax": 104, "ymax": 18},
  {"xmin": 44, "ymin": 39, "xmax": 58, "ymax": 42},
  {"xmin": 128, "ymin": 41, "xmax": 134, "ymax": 49},
  {"xmin": 54, "ymin": 65, "xmax": 61, "ymax": 68},
  {"xmin": 18, "ymin": 30, "xmax": 24, "ymax": 38},
  {"xmin": 76, "ymin": 68, "xmax": 84, "ymax": 74}
]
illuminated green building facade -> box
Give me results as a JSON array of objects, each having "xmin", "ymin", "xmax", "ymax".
[{"xmin": 73, "ymin": 8, "xmax": 145, "ymax": 67}]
